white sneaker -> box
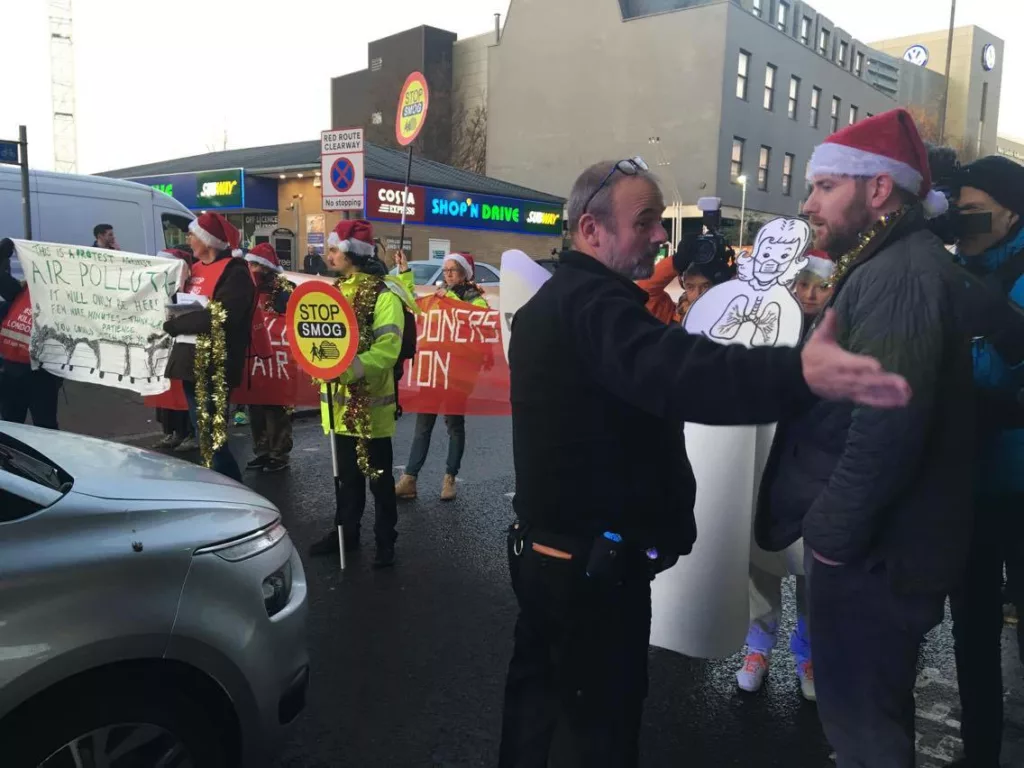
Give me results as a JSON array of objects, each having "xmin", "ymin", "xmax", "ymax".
[
  {"xmin": 736, "ymin": 651, "xmax": 770, "ymax": 692},
  {"xmin": 174, "ymin": 436, "xmax": 199, "ymax": 452},
  {"xmin": 797, "ymin": 660, "xmax": 816, "ymax": 702}
]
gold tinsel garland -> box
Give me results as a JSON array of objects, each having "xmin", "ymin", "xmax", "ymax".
[
  {"xmin": 823, "ymin": 206, "xmax": 911, "ymax": 290},
  {"xmin": 194, "ymin": 300, "xmax": 229, "ymax": 469}
]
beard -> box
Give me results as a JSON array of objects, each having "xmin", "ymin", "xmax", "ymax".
[{"xmin": 812, "ymin": 199, "xmax": 873, "ymax": 259}]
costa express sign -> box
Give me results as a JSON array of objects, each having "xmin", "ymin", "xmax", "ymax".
[
  {"xmin": 365, "ymin": 179, "xmax": 426, "ymax": 223},
  {"xmin": 424, "ymin": 187, "xmax": 563, "ymax": 236}
]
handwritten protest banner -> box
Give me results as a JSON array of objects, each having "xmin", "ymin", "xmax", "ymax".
[{"xmin": 13, "ymin": 240, "xmax": 184, "ymax": 395}]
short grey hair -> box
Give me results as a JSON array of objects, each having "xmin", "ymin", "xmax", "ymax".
[{"xmin": 566, "ymin": 161, "xmax": 657, "ymax": 235}]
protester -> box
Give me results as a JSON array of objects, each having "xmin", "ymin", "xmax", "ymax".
[
  {"xmin": 792, "ymin": 250, "xmax": 835, "ymax": 320},
  {"xmin": 303, "ymin": 244, "xmax": 329, "ymax": 275},
  {"xmin": 0, "ymin": 238, "xmax": 63, "ymax": 429},
  {"xmin": 947, "ymin": 155, "xmax": 1024, "ymax": 768},
  {"xmin": 162, "ymin": 213, "xmax": 254, "ymax": 481},
  {"xmin": 395, "ymin": 251, "xmax": 488, "ymax": 502},
  {"xmin": 499, "ymin": 157, "xmax": 912, "ymax": 767},
  {"xmin": 243, "ymin": 243, "xmax": 294, "ymax": 474},
  {"xmin": 755, "ymin": 109, "xmax": 974, "ymax": 768},
  {"xmin": 308, "ymin": 219, "xmax": 404, "ymax": 569},
  {"xmin": 153, "ymin": 247, "xmax": 195, "ymax": 450},
  {"xmin": 92, "ymin": 223, "xmax": 118, "ymax": 250}
]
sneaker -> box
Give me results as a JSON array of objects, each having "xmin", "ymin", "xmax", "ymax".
[
  {"xmin": 246, "ymin": 455, "xmax": 270, "ymax": 471},
  {"xmin": 233, "ymin": 410, "xmax": 249, "ymax": 426},
  {"xmin": 373, "ymin": 546, "xmax": 395, "ymax": 569},
  {"xmin": 395, "ymin": 474, "xmax": 418, "ymax": 500},
  {"xmin": 263, "ymin": 457, "xmax": 290, "ymax": 473},
  {"xmin": 174, "ymin": 436, "xmax": 199, "ymax": 453},
  {"xmin": 309, "ymin": 530, "xmax": 359, "ymax": 557},
  {"xmin": 736, "ymin": 651, "xmax": 770, "ymax": 693},
  {"xmin": 797, "ymin": 660, "xmax": 816, "ymax": 702},
  {"xmin": 157, "ymin": 433, "xmax": 183, "ymax": 449},
  {"xmin": 441, "ymin": 474, "xmax": 457, "ymax": 501}
]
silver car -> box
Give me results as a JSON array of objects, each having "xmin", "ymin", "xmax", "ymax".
[{"xmin": 0, "ymin": 423, "xmax": 309, "ymax": 767}]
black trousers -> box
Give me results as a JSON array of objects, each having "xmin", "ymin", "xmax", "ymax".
[
  {"xmin": 950, "ymin": 493, "xmax": 1024, "ymax": 767},
  {"xmin": 0, "ymin": 366, "xmax": 61, "ymax": 429},
  {"xmin": 334, "ymin": 435, "xmax": 398, "ymax": 549},
  {"xmin": 810, "ymin": 557, "xmax": 944, "ymax": 768},
  {"xmin": 499, "ymin": 535, "xmax": 651, "ymax": 768}
]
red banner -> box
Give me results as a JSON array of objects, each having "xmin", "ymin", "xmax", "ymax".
[{"xmin": 144, "ymin": 296, "xmax": 511, "ymax": 416}]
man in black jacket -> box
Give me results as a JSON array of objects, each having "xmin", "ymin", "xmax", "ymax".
[
  {"xmin": 756, "ymin": 109, "xmax": 974, "ymax": 768},
  {"xmin": 498, "ymin": 157, "xmax": 913, "ymax": 768}
]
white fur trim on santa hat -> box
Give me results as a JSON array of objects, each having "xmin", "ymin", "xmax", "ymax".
[
  {"xmin": 326, "ymin": 231, "xmax": 376, "ymax": 256},
  {"xmin": 188, "ymin": 218, "xmax": 229, "ymax": 251},
  {"xmin": 922, "ymin": 189, "xmax": 950, "ymax": 219},
  {"xmin": 244, "ymin": 254, "xmax": 283, "ymax": 273},
  {"xmin": 801, "ymin": 254, "xmax": 834, "ymax": 280},
  {"xmin": 806, "ymin": 142, "xmax": 923, "ymax": 196},
  {"xmin": 444, "ymin": 252, "xmax": 474, "ymax": 279}
]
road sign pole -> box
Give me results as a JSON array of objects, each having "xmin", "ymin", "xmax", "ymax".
[
  {"xmin": 326, "ymin": 380, "xmax": 345, "ymax": 571},
  {"xmin": 19, "ymin": 125, "xmax": 31, "ymax": 240},
  {"xmin": 397, "ymin": 146, "xmax": 414, "ymax": 255}
]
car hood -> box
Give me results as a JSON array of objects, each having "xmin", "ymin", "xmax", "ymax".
[{"xmin": 2, "ymin": 423, "xmax": 277, "ymax": 508}]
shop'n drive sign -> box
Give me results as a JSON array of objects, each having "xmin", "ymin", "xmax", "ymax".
[
  {"xmin": 365, "ymin": 179, "xmax": 426, "ymax": 223},
  {"xmin": 321, "ymin": 128, "xmax": 365, "ymax": 212},
  {"xmin": 286, "ymin": 281, "xmax": 359, "ymax": 380}
]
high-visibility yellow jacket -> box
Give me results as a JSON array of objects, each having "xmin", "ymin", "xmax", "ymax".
[{"xmin": 320, "ymin": 272, "xmax": 405, "ymax": 439}]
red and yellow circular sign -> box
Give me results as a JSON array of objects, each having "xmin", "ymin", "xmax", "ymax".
[
  {"xmin": 286, "ymin": 281, "xmax": 359, "ymax": 380},
  {"xmin": 395, "ymin": 71, "xmax": 430, "ymax": 147}
]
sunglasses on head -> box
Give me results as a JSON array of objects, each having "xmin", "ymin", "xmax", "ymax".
[{"xmin": 583, "ymin": 156, "xmax": 650, "ymax": 214}]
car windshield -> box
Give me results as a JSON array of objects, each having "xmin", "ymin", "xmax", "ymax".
[
  {"xmin": 408, "ymin": 263, "xmax": 440, "ymax": 284},
  {"xmin": 0, "ymin": 432, "xmax": 72, "ymax": 492}
]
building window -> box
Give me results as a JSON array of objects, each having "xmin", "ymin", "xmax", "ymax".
[
  {"xmin": 810, "ymin": 86, "xmax": 821, "ymax": 128},
  {"xmin": 838, "ymin": 41, "xmax": 848, "ymax": 67},
  {"xmin": 788, "ymin": 76, "xmax": 800, "ymax": 120},
  {"xmin": 758, "ymin": 146, "xmax": 771, "ymax": 191},
  {"xmin": 866, "ymin": 112, "xmax": 874, "ymax": 118},
  {"xmin": 783, "ymin": 153, "xmax": 795, "ymax": 196},
  {"xmin": 978, "ymin": 82, "xmax": 989, "ymax": 155},
  {"xmin": 737, "ymin": 50, "xmax": 750, "ymax": 100},
  {"xmin": 731, "ymin": 137, "xmax": 745, "ymax": 179},
  {"xmin": 777, "ymin": 1, "xmax": 789, "ymax": 32},
  {"xmin": 854, "ymin": 52, "xmax": 864, "ymax": 76},
  {"xmin": 764, "ymin": 64, "xmax": 777, "ymax": 111},
  {"xmin": 819, "ymin": 28, "xmax": 831, "ymax": 56},
  {"xmin": 849, "ymin": 104, "xmax": 858, "ymax": 125},
  {"xmin": 830, "ymin": 96, "xmax": 841, "ymax": 133},
  {"xmin": 752, "ymin": 0, "xmax": 762, "ymax": 18},
  {"xmin": 800, "ymin": 16, "xmax": 812, "ymax": 45}
]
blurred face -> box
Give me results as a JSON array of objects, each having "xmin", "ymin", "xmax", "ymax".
[
  {"xmin": 794, "ymin": 274, "xmax": 833, "ymax": 315},
  {"xmin": 576, "ymin": 176, "xmax": 667, "ymax": 279},
  {"xmin": 956, "ymin": 186, "xmax": 1020, "ymax": 258},
  {"xmin": 326, "ymin": 246, "xmax": 354, "ymax": 276},
  {"xmin": 248, "ymin": 263, "xmax": 270, "ymax": 281},
  {"xmin": 96, "ymin": 229, "xmax": 115, "ymax": 248},
  {"xmin": 681, "ymin": 273, "xmax": 712, "ymax": 307},
  {"xmin": 187, "ymin": 231, "xmax": 214, "ymax": 262},
  {"xmin": 803, "ymin": 176, "xmax": 876, "ymax": 259},
  {"xmin": 443, "ymin": 259, "xmax": 468, "ymax": 287}
]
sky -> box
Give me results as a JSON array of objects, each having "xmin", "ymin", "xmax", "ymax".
[{"xmin": 5, "ymin": 0, "xmax": 1020, "ymax": 174}]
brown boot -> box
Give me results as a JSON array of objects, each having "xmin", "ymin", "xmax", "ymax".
[
  {"xmin": 441, "ymin": 474, "xmax": 457, "ymax": 501},
  {"xmin": 395, "ymin": 474, "xmax": 418, "ymax": 499}
]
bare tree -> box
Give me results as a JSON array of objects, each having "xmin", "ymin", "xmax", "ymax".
[{"xmin": 451, "ymin": 101, "xmax": 488, "ymax": 175}]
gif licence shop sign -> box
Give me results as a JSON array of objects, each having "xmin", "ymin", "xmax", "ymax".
[{"xmin": 365, "ymin": 179, "xmax": 563, "ymax": 237}]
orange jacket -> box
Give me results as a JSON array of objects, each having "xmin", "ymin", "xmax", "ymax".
[{"xmin": 637, "ymin": 257, "xmax": 680, "ymax": 325}]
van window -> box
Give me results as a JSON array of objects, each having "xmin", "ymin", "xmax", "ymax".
[{"xmin": 161, "ymin": 213, "xmax": 192, "ymax": 248}]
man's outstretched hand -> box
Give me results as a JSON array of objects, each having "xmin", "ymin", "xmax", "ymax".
[{"xmin": 801, "ymin": 310, "xmax": 912, "ymax": 408}]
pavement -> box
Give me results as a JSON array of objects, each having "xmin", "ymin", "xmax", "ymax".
[{"xmin": 31, "ymin": 386, "xmax": 1024, "ymax": 766}]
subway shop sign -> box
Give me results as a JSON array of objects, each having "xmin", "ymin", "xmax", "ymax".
[
  {"xmin": 195, "ymin": 169, "xmax": 243, "ymax": 208},
  {"xmin": 423, "ymin": 186, "xmax": 564, "ymax": 236}
]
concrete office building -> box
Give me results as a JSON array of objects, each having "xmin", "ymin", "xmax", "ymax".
[
  {"xmin": 997, "ymin": 136, "xmax": 1024, "ymax": 166},
  {"xmin": 484, "ymin": 0, "xmax": 1005, "ymax": 239}
]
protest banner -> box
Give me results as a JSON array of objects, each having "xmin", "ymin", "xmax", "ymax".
[{"xmin": 12, "ymin": 240, "xmax": 184, "ymax": 395}]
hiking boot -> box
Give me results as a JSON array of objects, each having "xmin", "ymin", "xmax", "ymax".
[
  {"xmin": 157, "ymin": 433, "xmax": 183, "ymax": 449},
  {"xmin": 441, "ymin": 474, "xmax": 457, "ymax": 501},
  {"xmin": 246, "ymin": 455, "xmax": 270, "ymax": 471},
  {"xmin": 263, "ymin": 457, "xmax": 290, "ymax": 473},
  {"xmin": 797, "ymin": 659, "xmax": 816, "ymax": 702},
  {"xmin": 395, "ymin": 474, "xmax": 418, "ymax": 499},
  {"xmin": 373, "ymin": 546, "xmax": 395, "ymax": 569},
  {"xmin": 174, "ymin": 436, "xmax": 199, "ymax": 453},
  {"xmin": 736, "ymin": 651, "xmax": 770, "ymax": 693},
  {"xmin": 309, "ymin": 530, "xmax": 360, "ymax": 557}
]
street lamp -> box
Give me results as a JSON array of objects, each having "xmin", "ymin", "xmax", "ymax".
[{"xmin": 736, "ymin": 175, "xmax": 748, "ymax": 248}]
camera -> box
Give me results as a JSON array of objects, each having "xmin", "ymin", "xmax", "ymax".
[
  {"xmin": 925, "ymin": 144, "xmax": 993, "ymax": 245},
  {"xmin": 673, "ymin": 197, "xmax": 736, "ymax": 284}
]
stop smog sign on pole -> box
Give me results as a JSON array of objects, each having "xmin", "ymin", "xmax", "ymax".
[
  {"xmin": 395, "ymin": 72, "xmax": 430, "ymax": 254},
  {"xmin": 286, "ymin": 280, "xmax": 360, "ymax": 570}
]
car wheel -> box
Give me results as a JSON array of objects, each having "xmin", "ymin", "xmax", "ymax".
[{"xmin": 3, "ymin": 678, "xmax": 230, "ymax": 768}]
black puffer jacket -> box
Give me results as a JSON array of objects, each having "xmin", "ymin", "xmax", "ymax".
[{"xmin": 755, "ymin": 209, "xmax": 975, "ymax": 595}]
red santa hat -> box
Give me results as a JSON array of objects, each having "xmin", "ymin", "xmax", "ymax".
[
  {"xmin": 445, "ymin": 252, "xmax": 476, "ymax": 280},
  {"xmin": 327, "ymin": 219, "xmax": 376, "ymax": 260},
  {"xmin": 801, "ymin": 250, "xmax": 834, "ymax": 281},
  {"xmin": 244, "ymin": 242, "xmax": 282, "ymax": 273},
  {"xmin": 805, "ymin": 108, "xmax": 949, "ymax": 219},
  {"xmin": 188, "ymin": 212, "xmax": 242, "ymax": 256}
]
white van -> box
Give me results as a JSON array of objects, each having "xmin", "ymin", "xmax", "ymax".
[{"xmin": 0, "ymin": 166, "xmax": 195, "ymax": 277}]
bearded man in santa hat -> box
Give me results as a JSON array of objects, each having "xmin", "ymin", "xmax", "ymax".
[{"xmin": 754, "ymin": 108, "xmax": 974, "ymax": 767}]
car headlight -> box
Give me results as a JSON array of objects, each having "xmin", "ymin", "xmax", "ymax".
[
  {"xmin": 202, "ymin": 522, "xmax": 287, "ymax": 562},
  {"xmin": 263, "ymin": 561, "xmax": 293, "ymax": 617}
]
